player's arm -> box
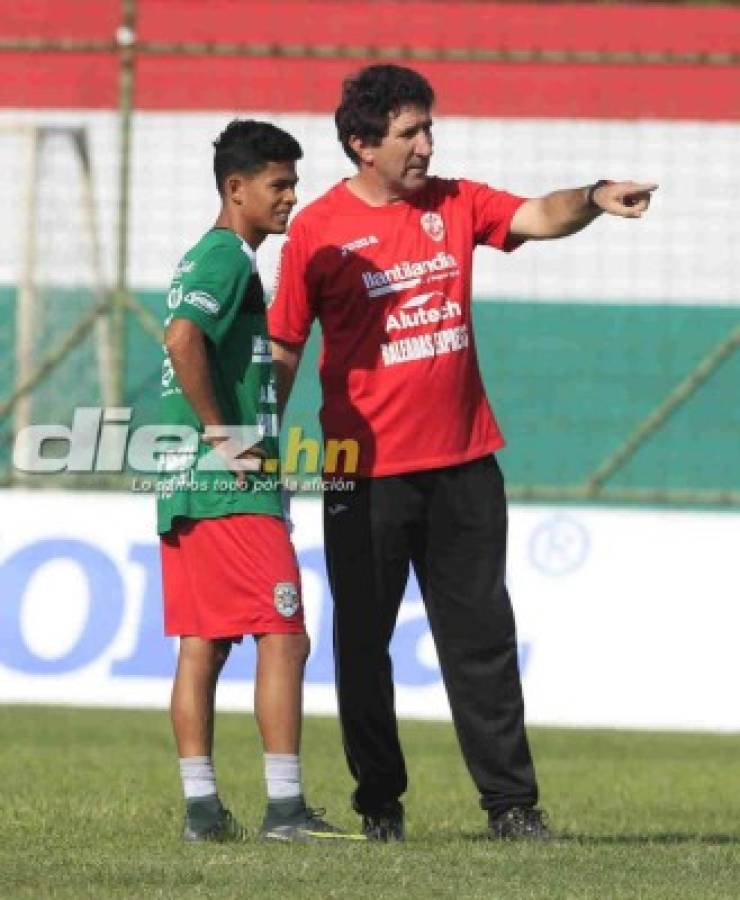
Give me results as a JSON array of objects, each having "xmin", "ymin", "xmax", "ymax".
[
  {"xmin": 165, "ymin": 242, "xmax": 244, "ymax": 431},
  {"xmin": 510, "ymin": 180, "xmax": 657, "ymax": 240},
  {"xmin": 165, "ymin": 318, "xmax": 224, "ymax": 430},
  {"xmin": 165, "ymin": 317, "xmax": 252, "ymax": 483},
  {"xmin": 271, "ymin": 338, "xmax": 304, "ymax": 422}
]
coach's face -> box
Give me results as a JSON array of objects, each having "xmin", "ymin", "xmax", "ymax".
[{"xmin": 357, "ymin": 104, "xmax": 434, "ymax": 198}]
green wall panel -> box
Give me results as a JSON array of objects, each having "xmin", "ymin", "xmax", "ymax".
[{"xmin": 2, "ymin": 286, "xmax": 738, "ymax": 498}]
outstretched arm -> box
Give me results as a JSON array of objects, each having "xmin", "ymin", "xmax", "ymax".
[{"xmin": 510, "ymin": 180, "xmax": 657, "ymax": 241}]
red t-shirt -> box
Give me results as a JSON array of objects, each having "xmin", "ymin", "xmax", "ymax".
[{"xmin": 269, "ymin": 177, "xmax": 526, "ymax": 477}]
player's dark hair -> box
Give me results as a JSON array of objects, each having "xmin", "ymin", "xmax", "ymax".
[
  {"xmin": 335, "ymin": 65, "xmax": 435, "ymax": 163},
  {"xmin": 213, "ymin": 120, "xmax": 302, "ymax": 194}
]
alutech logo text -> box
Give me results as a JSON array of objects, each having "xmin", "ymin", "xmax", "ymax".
[{"xmin": 386, "ymin": 292, "xmax": 461, "ymax": 332}]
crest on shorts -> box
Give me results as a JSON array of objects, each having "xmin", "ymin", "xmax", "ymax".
[
  {"xmin": 420, "ymin": 212, "xmax": 445, "ymax": 242},
  {"xmin": 274, "ymin": 582, "xmax": 300, "ymax": 618}
]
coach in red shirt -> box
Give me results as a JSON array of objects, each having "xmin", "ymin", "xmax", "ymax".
[{"xmin": 269, "ymin": 64, "xmax": 655, "ymax": 841}]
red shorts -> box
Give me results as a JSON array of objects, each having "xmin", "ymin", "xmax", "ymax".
[{"xmin": 160, "ymin": 514, "xmax": 305, "ymax": 638}]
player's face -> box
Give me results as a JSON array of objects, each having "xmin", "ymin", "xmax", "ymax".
[
  {"xmin": 241, "ymin": 160, "xmax": 299, "ymax": 237},
  {"xmin": 366, "ymin": 105, "xmax": 434, "ymax": 196}
]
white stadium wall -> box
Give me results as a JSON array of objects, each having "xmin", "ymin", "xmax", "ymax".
[
  {"xmin": 1, "ymin": 490, "xmax": 739, "ymax": 732},
  {"xmin": 0, "ymin": 109, "xmax": 738, "ymax": 305}
]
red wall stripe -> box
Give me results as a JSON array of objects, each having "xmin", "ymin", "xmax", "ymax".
[
  {"xmin": 130, "ymin": 56, "xmax": 738, "ymax": 120},
  {"xmin": 137, "ymin": 1, "xmax": 740, "ymax": 55},
  {"xmin": 1, "ymin": 2, "xmax": 739, "ymax": 119},
  {"xmin": 5, "ymin": 1, "xmax": 737, "ymax": 54},
  {"xmin": 0, "ymin": 55, "xmax": 117, "ymax": 109},
  {"xmin": 2, "ymin": 1, "xmax": 119, "ymax": 40}
]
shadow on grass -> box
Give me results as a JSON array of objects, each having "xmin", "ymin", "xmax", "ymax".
[
  {"xmin": 554, "ymin": 832, "xmax": 740, "ymax": 846},
  {"xmin": 463, "ymin": 831, "xmax": 740, "ymax": 846}
]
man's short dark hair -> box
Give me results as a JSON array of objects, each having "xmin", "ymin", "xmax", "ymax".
[
  {"xmin": 213, "ymin": 119, "xmax": 303, "ymax": 194},
  {"xmin": 335, "ymin": 65, "xmax": 435, "ymax": 163}
]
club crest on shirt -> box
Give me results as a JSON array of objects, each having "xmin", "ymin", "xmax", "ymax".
[
  {"xmin": 420, "ymin": 212, "xmax": 445, "ymax": 242},
  {"xmin": 274, "ymin": 582, "xmax": 300, "ymax": 618}
]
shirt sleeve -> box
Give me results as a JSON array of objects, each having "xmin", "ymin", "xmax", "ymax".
[
  {"xmin": 465, "ymin": 180, "xmax": 529, "ymax": 253},
  {"xmin": 267, "ymin": 218, "xmax": 315, "ymax": 346},
  {"xmin": 171, "ymin": 243, "xmax": 251, "ymax": 345}
]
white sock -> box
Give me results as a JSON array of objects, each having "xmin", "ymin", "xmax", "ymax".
[
  {"xmin": 264, "ymin": 753, "xmax": 302, "ymax": 801},
  {"xmin": 179, "ymin": 755, "xmax": 217, "ymax": 801}
]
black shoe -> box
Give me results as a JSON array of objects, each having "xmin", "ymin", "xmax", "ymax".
[
  {"xmin": 488, "ymin": 806, "xmax": 550, "ymax": 841},
  {"xmin": 183, "ymin": 796, "xmax": 248, "ymax": 843},
  {"xmin": 361, "ymin": 802, "xmax": 405, "ymax": 842},
  {"xmin": 261, "ymin": 796, "xmax": 366, "ymax": 843}
]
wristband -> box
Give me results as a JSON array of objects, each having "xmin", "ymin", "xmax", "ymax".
[{"xmin": 587, "ymin": 179, "xmax": 611, "ymax": 210}]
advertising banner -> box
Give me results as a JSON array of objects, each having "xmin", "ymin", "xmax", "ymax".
[{"xmin": 1, "ymin": 490, "xmax": 738, "ymax": 731}]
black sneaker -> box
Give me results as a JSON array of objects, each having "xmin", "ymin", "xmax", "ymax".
[
  {"xmin": 362, "ymin": 802, "xmax": 405, "ymax": 842},
  {"xmin": 183, "ymin": 796, "xmax": 248, "ymax": 843},
  {"xmin": 488, "ymin": 806, "xmax": 550, "ymax": 841},
  {"xmin": 261, "ymin": 796, "xmax": 366, "ymax": 843}
]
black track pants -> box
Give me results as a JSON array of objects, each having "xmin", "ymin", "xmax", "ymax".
[{"xmin": 323, "ymin": 456, "xmax": 538, "ymax": 817}]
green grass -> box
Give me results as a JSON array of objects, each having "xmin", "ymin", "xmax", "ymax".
[{"xmin": 1, "ymin": 707, "xmax": 739, "ymax": 899}]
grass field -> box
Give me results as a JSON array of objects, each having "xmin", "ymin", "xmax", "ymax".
[{"xmin": 2, "ymin": 706, "xmax": 739, "ymax": 899}]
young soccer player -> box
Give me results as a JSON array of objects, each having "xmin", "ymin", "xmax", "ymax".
[
  {"xmin": 269, "ymin": 65, "xmax": 656, "ymax": 841},
  {"xmin": 158, "ymin": 120, "xmax": 358, "ymax": 843}
]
